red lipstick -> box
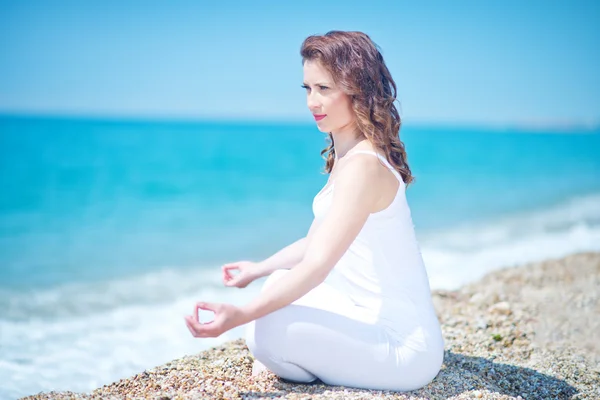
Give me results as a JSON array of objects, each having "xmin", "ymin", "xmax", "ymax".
[{"xmin": 313, "ymin": 114, "xmax": 326, "ymax": 121}]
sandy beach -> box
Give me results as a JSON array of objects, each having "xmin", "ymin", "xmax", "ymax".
[{"xmin": 23, "ymin": 251, "xmax": 600, "ymax": 400}]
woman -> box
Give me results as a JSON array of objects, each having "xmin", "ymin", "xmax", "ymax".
[{"xmin": 184, "ymin": 30, "xmax": 445, "ymax": 392}]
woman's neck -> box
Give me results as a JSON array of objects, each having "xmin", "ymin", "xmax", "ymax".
[{"xmin": 331, "ymin": 126, "xmax": 367, "ymax": 160}]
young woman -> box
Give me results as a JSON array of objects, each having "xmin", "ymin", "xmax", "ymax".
[{"xmin": 184, "ymin": 30, "xmax": 445, "ymax": 392}]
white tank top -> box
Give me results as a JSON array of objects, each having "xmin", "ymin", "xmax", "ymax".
[{"xmin": 312, "ymin": 150, "xmax": 443, "ymax": 352}]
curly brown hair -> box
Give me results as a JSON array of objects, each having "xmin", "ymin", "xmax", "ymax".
[{"xmin": 300, "ymin": 30, "xmax": 415, "ymax": 187}]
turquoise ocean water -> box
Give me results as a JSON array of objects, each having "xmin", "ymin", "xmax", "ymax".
[{"xmin": 1, "ymin": 115, "xmax": 599, "ymax": 398}]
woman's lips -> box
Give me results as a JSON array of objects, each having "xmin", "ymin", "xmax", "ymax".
[{"xmin": 314, "ymin": 114, "xmax": 327, "ymax": 121}]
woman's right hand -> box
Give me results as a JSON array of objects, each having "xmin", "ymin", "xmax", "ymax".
[{"xmin": 221, "ymin": 261, "xmax": 264, "ymax": 288}]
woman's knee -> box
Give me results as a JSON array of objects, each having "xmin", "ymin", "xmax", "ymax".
[
  {"xmin": 261, "ymin": 269, "xmax": 289, "ymax": 293},
  {"xmin": 245, "ymin": 314, "xmax": 318, "ymax": 383},
  {"xmin": 246, "ymin": 272, "xmax": 294, "ymax": 360},
  {"xmin": 245, "ymin": 304, "xmax": 297, "ymax": 363}
]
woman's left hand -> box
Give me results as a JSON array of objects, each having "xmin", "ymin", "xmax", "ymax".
[{"xmin": 184, "ymin": 302, "xmax": 247, "ymax": 338}]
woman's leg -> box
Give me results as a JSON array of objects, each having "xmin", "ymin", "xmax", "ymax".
[
  {"xmin": 245, "ymin": 269, "xmax": 320, "ymax": 382},
  {"xmin": 245, "ymin": 270, "xmax": 408, "ymax": 390}
]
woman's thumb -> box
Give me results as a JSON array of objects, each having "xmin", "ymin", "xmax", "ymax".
[{"xmin": 225, "ymin": 277, "xmax": 239, "ymax": 287}]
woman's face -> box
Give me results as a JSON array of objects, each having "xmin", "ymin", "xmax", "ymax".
[{"xmin": 302, "ymin": 60, "xmax": 356, "ymax": 134}]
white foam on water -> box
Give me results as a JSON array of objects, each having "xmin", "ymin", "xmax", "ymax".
[
  {"xmin": 0, "ymin": 267, "xmax": 263, "ymax": 399},
  {"xmin": 420, "ymin": 192, "xmax": 600, "ymax": 289}
]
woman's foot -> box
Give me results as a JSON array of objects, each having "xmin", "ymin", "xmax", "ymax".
[{"xmin": 252, "ymin": 359, "xmax": 268, "ymax": 376}]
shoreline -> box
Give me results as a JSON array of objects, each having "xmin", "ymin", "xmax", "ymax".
[{"xmin": 24, "ymin": 251, "xmax": 600, "ymax": 399}]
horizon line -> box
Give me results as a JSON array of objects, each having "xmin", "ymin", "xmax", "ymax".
[{"xmin": 1, "ymin": 110, "xmax": 599, "ymax": 133}]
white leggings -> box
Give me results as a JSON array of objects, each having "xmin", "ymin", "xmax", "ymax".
[{"xmin": 245, "ymin": 269, "xmax": 443, "ymax": 392}]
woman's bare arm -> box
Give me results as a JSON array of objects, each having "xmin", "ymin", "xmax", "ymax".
[{"xmin": 240, "ymin": 155, "xmax": 380, "ymax": 324}]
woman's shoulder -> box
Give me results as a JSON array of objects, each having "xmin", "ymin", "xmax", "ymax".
[
  {"xmin": 337, "ymin": 145, "xmax": 386, "ymax": 168},
  {"xmin": 331, "ymin": 155, "xmax": 402, "ymax": 217},
  {"xmin": 336, "ymin": 149, "xmax": 384, "ymax": 181},
  {"xmin": 341, "ymin": 147, "xmax": 395, "ymax": 182},
  {"xmin": 338, "ymin": 147, "xmax": 404, "ymax": 211},
  {"xmin": 332, "ymin": 151, "xmax": 391, "ymax": 204}
]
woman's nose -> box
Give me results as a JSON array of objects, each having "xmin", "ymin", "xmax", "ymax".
[{"xmin": 307, "ymin": 93, "xmax": 321, "ymax": 111}]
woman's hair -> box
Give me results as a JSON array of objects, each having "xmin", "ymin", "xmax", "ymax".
[{"xmin": 300, "ymin": 30, "xmax": 415, "ymax": 187}]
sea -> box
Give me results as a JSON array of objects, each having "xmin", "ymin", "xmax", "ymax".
[{"xmin": 1, "ymin": 114, "xmax": 599, "ymax": 399}]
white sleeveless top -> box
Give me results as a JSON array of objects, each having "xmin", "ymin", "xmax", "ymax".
[{"xmin": 312, "ymin": 150, "xmax": 443, "ymax": 352}]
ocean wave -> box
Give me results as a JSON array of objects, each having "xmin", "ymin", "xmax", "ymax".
[
  {"xmin": 420, "ymin": 191, "xmax": 600, "ymax": 289},
  {"xmin": 0, "ymin": 271, "xmax": 259, "ymax": 399},
  {"xmin": 0, "ymin": 264, "xmax": 242, "ymax": 321}
]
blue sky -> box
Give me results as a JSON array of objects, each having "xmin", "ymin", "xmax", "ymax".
[{"xmin": 0, "ymin": 0, "xmax": 599, "ymax": 128}]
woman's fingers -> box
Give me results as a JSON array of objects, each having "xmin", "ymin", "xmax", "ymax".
[
  {"xmin": 194, "ymin": 301, "xmax": 217, "ymax": 322},
  {"xmin": 223, "ymin": 265, "xmax": 242, "ymax": 285},
  {"xmin": 192, "ymin": 303, "xmax": 202, "ymax": 323},
  {"xmin": 184, "ymin": 316, "xmax": 198, "ymax": 336},
  {"xmin": 223, "ymin": 270, "xmax": 232, "ymax": 282},
  {"xmin": 222, "ymin": 264, "xmax": 239, "ymax": 281},
  {"xmin": 223, "ymin": 265, "xmax": 240, "ymax": 273},
  {"xmin": 184, "ymin": 314, "xmax": 219, "ymax": 338},
  {"xmin": 185, "ymin": 315, "xmax": 206, "ymax": 337},
  {"xmin": 196, "ymin": 301, "xmax": 216, "ymax": 311},
  {"xmin": 185, "ymin": 302, "xmax": 234, "ymax": 338}
]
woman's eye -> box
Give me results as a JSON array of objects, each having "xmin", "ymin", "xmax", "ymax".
[{"xmin": 301, "ymin": 85, "xmax": 328, "ymax": 91}]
